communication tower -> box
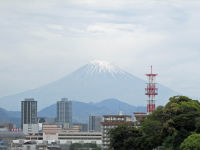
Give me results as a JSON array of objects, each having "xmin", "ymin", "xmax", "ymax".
[{"xmin": 145, "ymin": 66, "xmax": 158, "ymax": 113}]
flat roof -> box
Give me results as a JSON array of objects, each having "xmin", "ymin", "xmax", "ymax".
[{"xmin": 103, "ymin": 115, "xmax": 131, "ymax": 117}]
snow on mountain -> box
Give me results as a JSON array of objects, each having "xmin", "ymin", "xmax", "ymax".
[
  {"xmin": 0, "ymin": 60, "xmax": 178, "ymax": 111},
  {"xmin": 71, "ymin": 60, "xmax": 134, "ymax": 80},
  {"xmin": 85, "ymin": 60, "xmax": 125, "ymax": 75}
]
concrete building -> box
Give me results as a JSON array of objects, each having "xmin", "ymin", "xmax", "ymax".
[
  {"xmin": 57, "ymin": 98, "xmax": 72, "ymax": 129},
  {"xmin": 58, "ymin": 132, "xmax": 102, "ymax": 145},
  {"xmin": 23, "ymin": 124, "xmax": 39, "ymax": 135},
  {"xmin": 134, "ymin": 112, "xmax": 147, "ymax": 122},
  {"xmin": 101, "ymin": 114, "xmax": 133, "ymax": 150},
  {"xmin": 73, "ymin": 123, "xmax": 88, "ymax": 132},
  {"xmin": 21, "ymin": 98, "xmax": 37, "ymax": 131},
  {"xmin": 43, "ymin": 124, "xmax": 61, "ymax": 141},
  {"xmin": 64, "ymin": 123, "xmax": 88, "ymax": 132},
  {"xmin": 11, "ymin": 125, "xmax": 102, "ymax": 149},
  {"xmin": 89, "ymin": 115, "xmax": 102, "ymax": 132},
  {"xmin": 41, "ymin": 124, "xmax": 101, "ymax": 145},
  {"xmin": 26, "ymin": 134, "xmax": 43, "ymax": 140},
  {"xmin": 43, "ymin": 131, "xmax": 102, "ymax": 145}
]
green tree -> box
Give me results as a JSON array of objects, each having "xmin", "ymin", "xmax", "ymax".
[
  {"xmin": 162, "ymin": 96, "xmax": 200, "ymax": 149},
  {"xmin": 163, "ymin": 96, "xmax": 200, "ymax": 120},
  {"xmin": 139, "ymin": 119, "xmax": 163, "ymax": 149},
  {"xmin": 180, "ymin": 133, "xmax": 200, "ymax": 150},
  {"xmin": 108, "ymin": 123, "xmax": 141, "ymax": 150},
  {"xmin": 109, "ymin": 96, "xmax": 200, "ymax": 150}
]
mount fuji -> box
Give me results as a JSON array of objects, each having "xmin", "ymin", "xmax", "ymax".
[{"xmin": 0, "ymin": 60, "xmax": 177, "ymax": 111}]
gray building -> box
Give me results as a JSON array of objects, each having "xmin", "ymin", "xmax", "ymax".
[
  {"xmin": 23, "ymin": 124, "xmax": 39, "ymax": 135},
  {"xmin": 73, "ymin": 123, "xmax": 88, "ymax": 132},
  {"xmin": 21, "ymin": 98, "xmax": 37, "ymax": 129},
  {"xmin": 57, "ymin": 98, "xmax": 72, "ymax": 129},
  {"xmin": 89, "ymin": 115, "xmax": 102, "ymax": 132}
]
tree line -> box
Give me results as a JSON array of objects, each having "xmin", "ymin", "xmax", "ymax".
[{"xmin": 109, "ymin": 96, "xmax": 200, "ymax": 150}]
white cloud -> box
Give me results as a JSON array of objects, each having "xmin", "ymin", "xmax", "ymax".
[
  {"xmin": 30, "ymin": 28, "xmax": 63, "ymax": 39},
  {"xmin": 47, "ymin": 24, "xmax": 64, "ymax": 30},
  {"xmin": 86, "ymin": 23, "xmax": 138, "ymax": 34}
]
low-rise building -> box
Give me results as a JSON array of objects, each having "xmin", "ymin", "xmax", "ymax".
[
  {"xmin": 42, "ymin": 124, "xmax": 101, "ymax": 145},
  {"xmin": 26, "ymin": 134, "xmax": 43, "ymax": 140},
  {"xmin": 58, "ymin": 132, "xmax": 102, "ymax": 145},
  {"xmin": 134, "ymin": 112, "xmax": 147, "ymax": 122},
  {"xmin": 23, "ymin": 124, "xmax": 39, "ymax": 135},
  {"xmin": 134, "ymin": 112, "xmax": 147, "ymax": 127},
  {"xmin": 0, "ymin": 131, "xmax": 25, "ymax": 148},
  {"xmin": 43, "ymin": 124, "xmax": 61, "ymax": 141}
]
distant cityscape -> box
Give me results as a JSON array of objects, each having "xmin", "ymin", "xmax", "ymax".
[{"xmin": 0, "ymin": 96, "xmax": 148, "ymax": 150}]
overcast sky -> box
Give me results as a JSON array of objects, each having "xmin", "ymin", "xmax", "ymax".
[{"xmin": 0, "ymin": 0, "xmax": 200, "ymax": 99}]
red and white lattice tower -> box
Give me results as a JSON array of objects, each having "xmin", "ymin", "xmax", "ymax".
[{"xmin": 145, "ymin": 66, "xmax": 158, "ymax": 113}]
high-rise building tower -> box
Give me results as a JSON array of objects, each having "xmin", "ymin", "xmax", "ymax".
[
  {"xmin": 21, "ymin": 98, "xmax": 37, "ymax": 129},
  {"xmin": 89, "ymin": 115, "xmax": 102, "ymax": 132},
  {"xmin": 57, "ymin": 98, "xmax": 72, "ymax": 128},
  {"xmin": 145, "ymin": 66, "xmax": 158, "ymax": 113}
]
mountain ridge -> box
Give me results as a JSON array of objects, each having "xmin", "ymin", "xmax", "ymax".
[
  {"xmin": 38, "ymin": 98, "xmax": 147, "ymax": 123},
  {"xmin": 0, "ymin": 98, "xmax": 147, "ymax": 125},
  {"xmin": 0, "ymin": 60, "xmax": 178, "ymax": 111}
]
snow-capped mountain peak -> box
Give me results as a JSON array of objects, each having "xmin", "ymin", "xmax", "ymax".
[
  {"xmin": 86, "ymin": 60, "xmax": 124, "ymax": 75},
  {"xmin": 0, "ymin": 59, "xmax": 177, "ymax": 111}
]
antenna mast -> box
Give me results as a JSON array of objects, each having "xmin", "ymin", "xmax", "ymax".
[{"xmin": 145, "ymin": 66, "xmax": 158, "ymax": 113}]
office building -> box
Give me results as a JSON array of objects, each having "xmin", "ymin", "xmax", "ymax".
[
  {"xmin": 101, "ymin": 113, "xmax": 133, "ymax": 150},
  {"xmin": 57, "ymin": 98, "xmax": 72, "ymax": 128},
  {"xmin": 21, "ymin": 98, "xmax": 37, "ymax": 129},
  {"xmin": 73, "ymin": 123, "xmax": 88, "ymax": 132},
  {"xmin": 89, "ymin": 115, "xmax": 102, "ymax": 132}
]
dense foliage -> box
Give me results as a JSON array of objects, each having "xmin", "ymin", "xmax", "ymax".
[
  {"xmin": 180, "ymin": 133, "xmax": 200, "ymax": 150},
  {"xmin": 109, "ymin": 124, "xmax": 142, "ymax": 150},
  {"xmin": 108, "ymin": 96, "xmax": 200, "ymax": 150}
]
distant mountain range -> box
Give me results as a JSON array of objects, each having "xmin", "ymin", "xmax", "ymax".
[
  {"xmin": 0, "ymin": 107, "xmax": 20, "ymax": 127},
  {"xmin": 0, "ymin": 98, "xmax": 146, "ymax": 125},
  {"xmin": 38, "ymin": 98, "xmax": 146, "ymax": 123},
  {"xmin": 0, "ymin": 60, "xmax": 178, "ymax": 111}
]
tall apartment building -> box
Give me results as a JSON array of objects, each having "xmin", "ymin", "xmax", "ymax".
[
  {"xmin": 101, "ymin": 114, "xmax": 133, "ymax": 150},
  {"xmin": 57, "ymin": 98, "xmax": 72, "ymax": 128},
  {"xmin": 21, "ymin": 98, "xmax": 37, "ymax": 129},
  {"xmin": 89, "ymin": 115, "xmax": 102, "ymax": 132}
]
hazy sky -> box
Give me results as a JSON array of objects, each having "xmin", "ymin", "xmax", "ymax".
[{"xmin": 0, "ymin": 0, "xmax": 200, "ymax": 99}]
